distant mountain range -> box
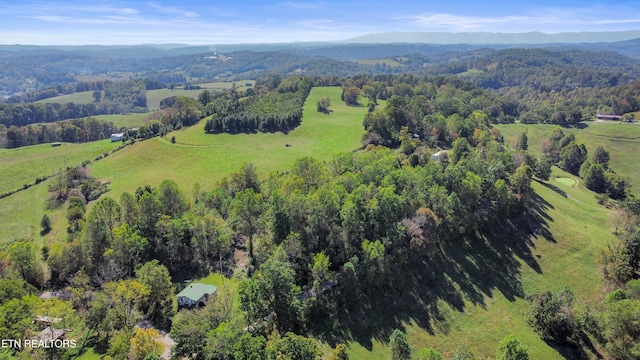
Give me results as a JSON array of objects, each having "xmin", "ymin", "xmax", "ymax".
[
  {"xmin": 2, "ymin": 31, "xmax": 640, "ymax": 60},
  {"xmin": 343, "ymin": 31, "xmax": 640, "ymax": 44}
]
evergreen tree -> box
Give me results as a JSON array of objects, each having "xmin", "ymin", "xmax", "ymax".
[{"xmin": 389, "ymin": 329, "xmax": 411, "ymax": 360}]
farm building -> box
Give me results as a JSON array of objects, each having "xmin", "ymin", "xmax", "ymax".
[
  {"xmin": 176, "ymin": 283, "xmax": 218, "ymax": 308},
  {"xmin": 110, "ymin": 133, "xmax": 125, "ymax": 142},
  {"xmin": 596, "ymin": 114, "xmax": 621, "ymax": 120},
  {"xmin": 432, "ymin": 150, "xmax": 447, "ymax": 161}
]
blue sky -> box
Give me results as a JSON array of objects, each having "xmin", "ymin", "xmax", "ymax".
[{"xmin": 1, "ymin": 1, "xmax": 640, "ymax": 45}]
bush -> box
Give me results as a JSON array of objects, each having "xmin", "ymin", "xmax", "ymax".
[
  {"xmin": 526, "ymin": 289, "xmax": 576, "ymax": 343},
  {"xmin": 496, "ymin": 335, "xmax": 529, "ymax": 360},
  {"xmin": 40, "ymin": 214, "xmax": 52, "ymax": 233}
]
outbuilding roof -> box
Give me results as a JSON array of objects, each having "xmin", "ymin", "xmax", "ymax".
[{"xmin": 176, "ymin": 283, "xmax": 218, "ymax": 302}]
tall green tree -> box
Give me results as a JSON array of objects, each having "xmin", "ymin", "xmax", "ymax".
[
  {"xmin": 584, "ymin": 163, "xmax": 607, "ymax": 193},
  {"xmin": 389, "ymin": 329, "xmax": 411, "ymax": 360},
  {"xmin": 135, "ymin": 260, "xmax": 175, "ymax": 330},
  {"xmin": 238, "ymin": 249, "xmax": 302, "ymax": 333},
  {"xmin": 516, "ymin": 131, "xmax": 528, "ymax": 151},
  {"xmin": 230, "ymin": 188, "xmax": 265, "ymax": 269},
  {"xmin": 158, "ymin": 179, "xmax": 188, "ymax": 218},
  {"xmin": 592, "ymin": 146, "xmax": 610, "ymax": 168},
  {"xmin": 267, "ymin": 332, "xmax": 320, "ymax": 360},
  {"xmin": 7, "ymin": 241, "xmax": 37, "ymax": 284}
]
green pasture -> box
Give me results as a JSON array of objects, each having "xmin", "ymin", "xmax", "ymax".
[
  {"xmin": 36, "ymin": 90, "xmax": 95, "ymax": 105},
  {"xmin": 196, "ymin": 80, "xmax": 255, "ymax": 89},
  {"xmin": 146, "ymin": 81, "xmax": 254, "ymax": 110},
  {"xmin": 342, "ymin": 167, "xmax": 614, "ymax": 359},
  {"xmin": 0, "ymin": 141, "xmax": 120, "ymax": 195},
  {"xmin": 496, "ymin": 122, "xmax": 640, "ymax": 195},
  {"xmin": 0, "ymin": 87, "xmax": 367, "ymax": 244},
  {"xmin": 89, "ymin": 86, "xmax": 367, "ymax": 199},
  {"xmin": 354, "ymin": 59, "xmax": 404, "ymax": 68},
  {"xmin": 146, "ymin": 89, "xmax": 202, "ymax": 110},
  {"xmin": 0, "ymin": 141, "xmax": 121, "ymax": 245},
  {"xmin": 1, "ymin": 91, "xmax": 622, "ymax": 359},
  {"xmin": 94, "ymin": 113, "xmax": 152, "ymax": 128}
]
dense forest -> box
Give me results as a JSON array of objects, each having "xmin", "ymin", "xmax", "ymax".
[{"xmin": 204, "ymin": 76, "xmax": 313, "ymax": 133}]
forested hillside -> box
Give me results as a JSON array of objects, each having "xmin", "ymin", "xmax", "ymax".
[{"xmin": 2, "ymin": 44, "xmax": 640, "ymax": 359}]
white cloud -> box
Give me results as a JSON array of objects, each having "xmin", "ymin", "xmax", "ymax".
[{"xmin": 398, "ymin": 6, "xmax": 640, "ymax": 32}]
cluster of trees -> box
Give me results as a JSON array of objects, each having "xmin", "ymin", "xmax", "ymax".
[
  {"xmin": 542, "ymin": 129, "xmax": 627, "ymax": 199},
  {"xmin": 46, "ymin": 166, "xmax": 109, "ymax": 209},
  {"xmin": 456, "ymin": 49, "xmax": 638, "ymax": 91},
  {"xmin": 387, "ymin": 328, "xmax": 529, "ymax": 360},
  {"xmin": 1, "ymin": 117, "xmax": 119, "ymax": 148},
  {"xmin": 3, "ymin": 80, "xmax": 113, "ymax": 104},
  {"xmin": 204, "ymin": 76, "xmax": 313, "ymax": 133},
  {"xmin": 355, "ymin": 74, "xmax": 519, "ymax": 149},
  {"xmin": 316, "ymin": 96, "xmax": 331, "ymax": 113},
  {"xmin": 0, "ymin": 266, "xmax": 172, "ymax": 359}
]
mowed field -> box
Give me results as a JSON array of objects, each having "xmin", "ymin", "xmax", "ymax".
[
  {"xmin": 89, "ymin": 86, "xmax": 366, "ymax": 199},
  {"xmin": 0, "ymin": 141, "xmax": 120, "ymax": 195},
  {"xmin": 496, "ymin": 121, "xmax": 640, "ymax": 195},
  {"xmin": 0, "ymin": 86, "xmax": 366, "ymax": 244},
  {"xmin": 94, "ymin": 113, "xmax": 151, "ymax": 128}
]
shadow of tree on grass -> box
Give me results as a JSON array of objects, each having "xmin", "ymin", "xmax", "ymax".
[{"xmin": 311, "ymin": 189, "xmax": 554, "ymax": 351}]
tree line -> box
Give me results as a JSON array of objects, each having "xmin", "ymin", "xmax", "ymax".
[
  {"xmin": 1, "ymin": 117, "xmax": 119, "ymax": 148},
  {"xmin": 0, "ymin": 80, "xmax": 148, "ymax": 128}
]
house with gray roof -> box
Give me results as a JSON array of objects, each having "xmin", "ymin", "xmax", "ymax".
[{"xmin": 176, "ymin": 283, "xmax": 218, "ymax": 308}]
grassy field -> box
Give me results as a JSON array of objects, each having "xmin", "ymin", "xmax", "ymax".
[
  {"xmin": 0, "ymin": 141, "xmax": 120, "ymax": 195},
  {"xmin": 354, "ymin": 59, "xmax": 404, "ymax": 68},
  {"xmin": 36, "ymin": 90, "xmax": 95, "ymax": 105},
  {"xmin": 0, "ymin": 141, "xmax": 122, "ymax": 245},
  {"xmin": 94, "ymin": 113, "xmax": 152, "ymax": 128},
  {"xmin": 0, "ymin": 87, "xmax": 367, "ymax": 244},
  {"xmin": 1, "ymin": 95, "xmax": 623, "ymax": 359},
  {"xmin": 341, "ymin": 166, "xmax": 614, "ymax": 359},
  {"xmin": 34, "ymin": 81, "xmax": 253, "ymax": 110},
  {"xmin": 496, "ymin": 122, "xmax": 640, "ymax": 195},
  {"xmin": 89, "ymin": 86, "xmax": 367, "ymax": 199}
]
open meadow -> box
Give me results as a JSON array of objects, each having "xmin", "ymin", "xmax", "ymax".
[
  {"xmin": 0, "ymin": 141, "xmax": 120, "ymax": 195},
  {"xmin": 496, "ymin": 121, "xmax": 640, "ymax": 195},
  {"xmin": 89, "ymin": 86, "xmax": 366, "ymax": 199},
  {"xmin": 34, "ymin": 81, "xmax": 255, "ymax": 110},
  {"xmin": 0, "ymin": 86, "xmax": 366, "ymax": 244},
  {"xmin": 94, "ymin": 113, "xmax": 152, "ymax": 128}
]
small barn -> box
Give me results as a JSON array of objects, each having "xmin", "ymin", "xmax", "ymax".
[
  {"xmin": 176, "ymin": 283, "xmax": 218, "ymax": 308},
  {"xmin": 110, "ymin": 133, "xmax": 125, "ymax": 142},
  {"xmin": 432, "ymin": 150, "xmax": 447, "ymax": 161},
  {"xmin": 596, "ymin": 114, "xmax": 621, "ymax": 120}
]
